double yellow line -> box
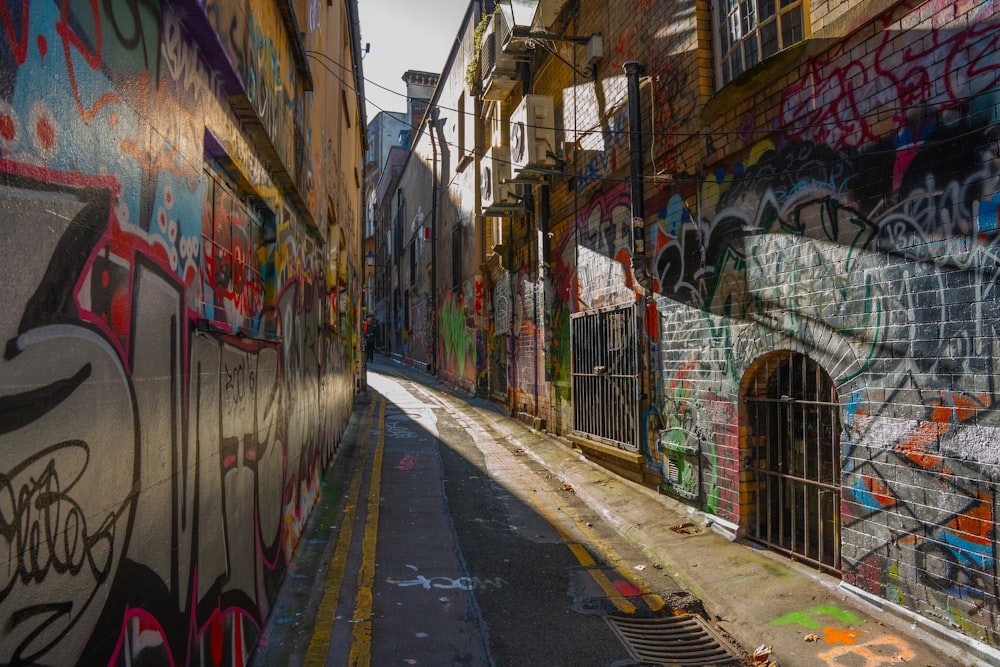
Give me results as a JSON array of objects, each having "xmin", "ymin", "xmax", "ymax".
[
  {"xmin": 499, "ymin": 452, "xmax": 665, "ymax": 616},
  {"xmin": 449, "ymin": 404, "xmax": 665, "ymax": 616},
  {"xmin": 304, "ymin": 391, "xmax": 662, "ymax": 666},
  {"xmin": 304, "ymin": 395, "xmax": 386, "ymax": 667}
]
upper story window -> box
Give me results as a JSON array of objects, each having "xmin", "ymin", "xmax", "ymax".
[{"xmin": 715, "ymin": 0, "xmax": 807, "ymax": 86}]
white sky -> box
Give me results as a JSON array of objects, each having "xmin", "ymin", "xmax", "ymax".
[{"xmin": 357, "ymin": 0, "xmax": 471, "ymax": 121}]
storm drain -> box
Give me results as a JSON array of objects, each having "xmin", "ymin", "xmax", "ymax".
[{"xmin": 605, "ymin": 614, "xmax": 743, "ymax": 666}]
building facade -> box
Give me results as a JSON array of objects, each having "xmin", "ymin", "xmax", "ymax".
[
  {"xmin": 464, "ymin": 0, "xmax": 1000, "ymax": 651},
  {"xmin": 364, "ymin": 72, "xmax": 438, "ymax": 351},
  {"xmin": 387, "ymin": 7, "xmax": 484, "ymax": 393},
  {"xmin": 0, "ymin": 1, "xmax": 365, "ymax": 664}
]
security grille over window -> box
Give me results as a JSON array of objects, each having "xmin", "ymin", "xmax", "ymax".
[
  {"xmin": 742, "ymin": 351, "xmax": 841, "ymax": 574},
  {"xmin": 571, "ymin": 304, "xmax": 640, "ymax": 452},
  {"xmin": 715, "ymin": 0, "xmax": 806, "ymax": 85}
]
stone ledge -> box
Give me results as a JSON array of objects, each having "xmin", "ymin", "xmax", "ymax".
[{"xmin": 565, "ymin": 434, "xmax": 645, "ymax": 484}]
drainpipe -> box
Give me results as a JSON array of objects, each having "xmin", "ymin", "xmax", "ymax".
[
  {"xmin": 539, "ymin": 182, "xmax": 551, "ymax": 271},
  {"xmin": 429, "ymin": 106, "xmax": 439, "ymax": 375},
  {"xmin": 624, "ymin": 61, "xmax": 646, "ymax": 273},
  {"xmin": 624, "ymin": 60, "xmax": 652, "ymax": 454},
  {"xmin": 537, "ymin": 182, "xmax": 550, "ymax": 429}
]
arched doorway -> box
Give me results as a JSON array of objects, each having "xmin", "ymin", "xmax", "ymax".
[{"xmin": 741, "ymin": 352, "xmax": 841, "ymax": 574}]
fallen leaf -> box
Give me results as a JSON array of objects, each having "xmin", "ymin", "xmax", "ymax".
[
  {"xmin": 804, "ymin": 633, "xmax": 820, "ymax": 642},
  {"xmin": 671, "ymin": 522, "xmax": 699, "ymax": 534},
  {"xmin": 753, "ymin": 645, "xmax": 772, "ymax": 663}
]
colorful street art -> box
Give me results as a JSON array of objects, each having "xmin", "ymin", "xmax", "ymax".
[
  {"xmin": 771, "ymin": 604, "xmax": 915, "ymax": 667},
  {"xmin": 438, "ymin": 288, "xmax": 475, "ymax": 385},
  {"xmin": 640, "ymin": 0, "xmax": 1000, "ymax": 647},
  {"xmin": 0, "ymin": 2, "xmax": 357, "ymax": 665}
]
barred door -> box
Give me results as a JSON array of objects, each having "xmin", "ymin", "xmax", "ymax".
[
  {"xmin": 743, "ymin": 352, "xmax": 841, "ymax": 573},
  {"xmin": 571, "ymin": 304, "xmax": 640, "ymax": 451}
]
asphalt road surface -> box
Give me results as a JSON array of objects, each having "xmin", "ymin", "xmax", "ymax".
[{"xmin": 250, "ymin": 359, "xmax": 702, "ymax": 667}]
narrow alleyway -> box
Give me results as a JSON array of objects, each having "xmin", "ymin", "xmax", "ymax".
[{"xmin": 250, "ymin": 357, "xmax": 741, "ymax": 666}]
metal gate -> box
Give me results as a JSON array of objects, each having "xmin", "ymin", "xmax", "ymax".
[
  {"xmin": 743, "ymin": 352, "xmax": 841, "ymax": 573},
  {"xmin": 571, "ymin": 304, "xmax": 640, "ymax": 451}
]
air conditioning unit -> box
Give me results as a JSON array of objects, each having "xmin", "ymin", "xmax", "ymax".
[
  {"xmin": 480, "ymin": 15, "xmax": 518, "ymax": 102},
  {"xmin": 481, "ymin": 146, "xmax": 519, "ymax": 214},
  {"xmin": 509, "ymin": 94, "xmax": 556, "ymax": 179}
]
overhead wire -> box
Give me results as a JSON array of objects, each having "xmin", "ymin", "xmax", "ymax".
[
  {"xmin": 306, "ymin": 49, "xmax": 1000, "ymax": 190},
  {"xmin": 308, "ymin": 49, "xmax": 994, "ymax": 144}
]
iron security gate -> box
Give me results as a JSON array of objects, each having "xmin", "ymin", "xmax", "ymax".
[
  {"xmin": 743, "ymin": 352, "xmax": 841, "ymax": 573},
  {"xmin": 571, "ymin": 304, "xmax": 640, "ymax": 451}
]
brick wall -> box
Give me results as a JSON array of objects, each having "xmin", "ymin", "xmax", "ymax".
[{"xmin": 526, "ymin": 0, "xmax": 1000, "ymax": 647}]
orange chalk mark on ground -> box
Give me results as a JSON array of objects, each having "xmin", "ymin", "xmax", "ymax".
[
  {"xmin": 819, "ymin": 636, "xmax": 913, "ymax": 667},
  {"xmin": 823, "ymin": 625, "xmax": 859, "ymax": 645}
]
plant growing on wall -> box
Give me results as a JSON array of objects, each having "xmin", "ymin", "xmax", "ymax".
[{"xmin": 466, "ymin": 7, "xmax": 499, "ymax": 95}]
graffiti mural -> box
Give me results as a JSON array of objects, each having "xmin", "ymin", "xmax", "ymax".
[
  {"xmin": 0, "ymin": 2, "xmax": 355, "ymax": 666},
  {"xmin": 438, "ymin": 287, "xmax": 475, "ymax": 387},
  {"xmin": 639, "ymin": 0, "xmax": 1000, "ymax": 647}
]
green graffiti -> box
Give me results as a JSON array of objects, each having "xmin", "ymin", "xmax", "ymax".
[
  {"xmin": 771, "ymin": 604, "xmax": 862, "ymax": 630},
  {"xmin": 550, "ymin": 306, "xmax": 573, "ymax": 427},
  {"xmin": 439, "ymin": 293, "xmax": 474, "ymax": 377}
]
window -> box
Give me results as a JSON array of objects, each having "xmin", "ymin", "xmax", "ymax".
[
  {"xmin": 202, "ymin": 166, "xmax": 274, "ymax": 337},
  {"xmin": 457, "ymin": 92, "xmax": 474, "ymax": 167},
  {"xmin": 451, "ymin": 225, "xmax": 462, "ymax": 289},
  {"xmin": 715, "ymin": 0, "xmax": 806, "ymax": 85},
  {"xmin": 408, "ymin": 238, "xmax": 416, "ymax": 286},
  {"xmin": 394, "ymin": 192, "xmax": 405, "ymax": 261},
  {"xmin": 342, "ymin": 89, "xmax": 352, "ymax": 128},
  {"xmin": 403, "ymin": 288, "xmax": 410, "ymax": 331}
]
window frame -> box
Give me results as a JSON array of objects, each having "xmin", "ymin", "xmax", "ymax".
[
  {"xmin": 201, "ymin": 165, "xmax": 275, "ymax": 338},
  {"xmin": 712, "ymin": 0, "xmax": 809, "ymax": 88}
]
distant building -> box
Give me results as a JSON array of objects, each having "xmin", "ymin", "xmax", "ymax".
[{"xmin": 363, "ymin": 70, "xmax": 439, "ymax": 345}]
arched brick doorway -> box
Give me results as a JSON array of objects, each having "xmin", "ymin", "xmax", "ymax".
[{"xmin": 741, "ymin": 352, "xmax": 841, "ymax": 574}]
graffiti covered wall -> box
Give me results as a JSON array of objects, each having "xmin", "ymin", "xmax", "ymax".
[
  {"xmin": 640, "ymin": 0, "xmax": 1000, "ymax": 647},
  {"xmin": 0, "ymin": 2, "xmax": 357, "ymax": 665}
]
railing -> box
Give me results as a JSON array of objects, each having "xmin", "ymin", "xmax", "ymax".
[{"xmin": 571, "ymin": 303, "xmax": 640, "ymax": 452}]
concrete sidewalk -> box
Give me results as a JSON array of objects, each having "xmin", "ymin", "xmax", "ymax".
[{"xmin": 374, "ymin": 356, "xmax": 1000, "ymax": 667}]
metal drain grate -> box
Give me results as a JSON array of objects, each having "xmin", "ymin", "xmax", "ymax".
[{"xmin": 605, "ymin": 614, "xmax": 743, "ymax": 666}]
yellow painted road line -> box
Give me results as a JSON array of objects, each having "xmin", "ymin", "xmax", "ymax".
[
  {"xmin": 304, "ymin": 397, "xmax": 377, "ymax": 667},
  {"xmin": 348, "ymin": 396, "xmax": 387, "ymax": 667},
  {"xmin": 534, "ymin": 480, "xmax": 665, "ymax": 614},
  {"xmin": 447, "ymin": 403, "xmax": 663, "ymax": 615}
]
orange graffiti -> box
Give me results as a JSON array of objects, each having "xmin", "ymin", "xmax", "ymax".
[
  {"xmin": 954, "ymin": 491, "xmax": 994, "ymax": 546},
  {"xmin": 822, "ymin": 625, "xmax": 859, "ymax": 645},
  {"xmin": 818, "ymin": 636, "xmax": 913, "ymax": 667},
  {"xmin": 895, "ymin": 392, "xmax": 989, "ymax": 469},
  {"xmin": 864, "ymin": 476, "xmax": 896, "ymax": 508}
]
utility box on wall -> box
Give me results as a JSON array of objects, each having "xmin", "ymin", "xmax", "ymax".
[{"xmin": 659, "ymin": 429, "xmax": 700, "ymax": 501}]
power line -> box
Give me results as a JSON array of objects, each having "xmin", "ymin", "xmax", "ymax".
[
  {"xmin": 307, "ymin": 49, "xmax": 994, "ymax": 145},
  {"xmin": 305, "ymin": 51, "xmax": 998, "ymax": 190}
]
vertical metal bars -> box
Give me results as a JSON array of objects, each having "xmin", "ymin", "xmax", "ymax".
[
  {"xmin": 570, "ymin": 304, "xmax": 641, "ymax": 452},
  {"xmin": 744, "ymin": 352, "xmax": 841, "ymax": 574}
]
